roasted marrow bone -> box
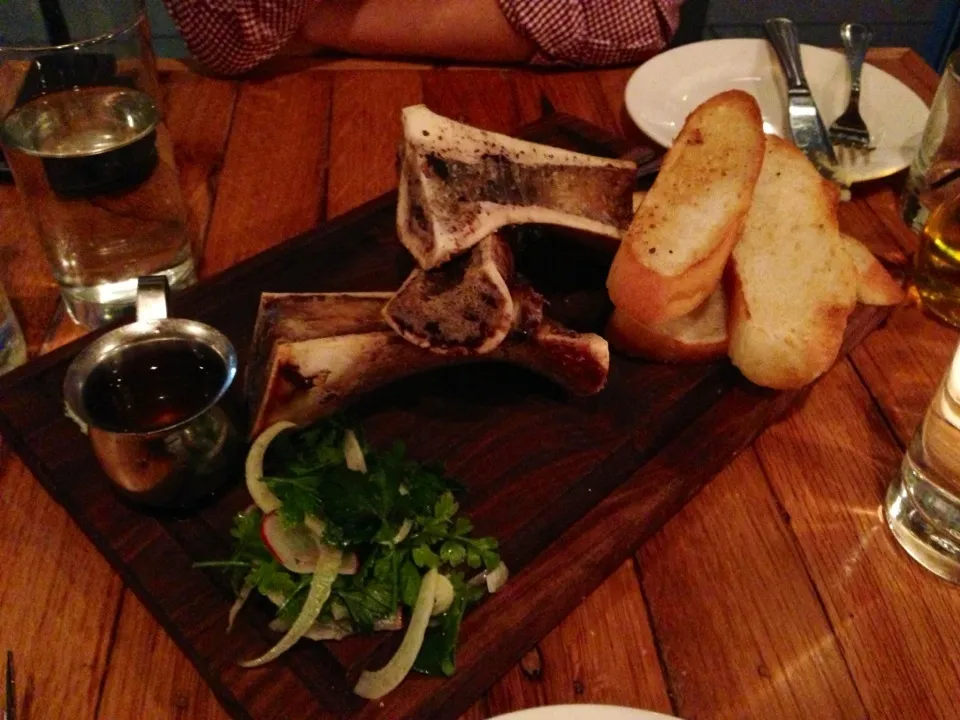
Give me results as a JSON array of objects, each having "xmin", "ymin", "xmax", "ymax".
[
  {"xmin": 383, "ymin": 233, "xmax": 544, "ymax": 355},
  {"xmin": 248, "ymin": 293, "xmax": 607, "ymax": 437},
  {"xmin": 397, "ymin": 105, "xmax": 637, "ymax": 269},
  {"xmin": 246, "ymin": 292, "xmax": 391, "ymax": 411}
]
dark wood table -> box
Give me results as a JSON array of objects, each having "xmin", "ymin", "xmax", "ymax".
[{"xmin": 1, "ymin": 48, "xmax": 957, "ymax": 720}]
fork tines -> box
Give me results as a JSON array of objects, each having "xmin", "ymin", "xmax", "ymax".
[{"xmin": 829, "ymin": 115, "xmax": 873, "ymax": 150}]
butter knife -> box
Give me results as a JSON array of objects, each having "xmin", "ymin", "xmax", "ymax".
[{"xmin": 764, "ymin": 17, "xmax": 841, "ymax": 184}]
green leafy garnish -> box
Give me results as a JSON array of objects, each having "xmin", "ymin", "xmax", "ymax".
[{"xmin": 202, "ymin": 417, "xmax": 504, "ymax": 681}]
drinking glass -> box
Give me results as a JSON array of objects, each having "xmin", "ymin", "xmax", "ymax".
[
  {"xmin": 913, "ymin": 186, "xmax": 960, "ymax": 327},
  {"xmin": 901, "ymin": 50, "xmax": 960, "ymax": 233},
  {"xmin": 885, "ymin": 336, "xmax": 960, "ymax": 583},
  {"xmin": 0, "ymin": 0, "xmax": 197, "ymax": 328}
]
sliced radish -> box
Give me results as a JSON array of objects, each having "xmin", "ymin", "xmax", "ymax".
[
  {"xmin": 354, "ymin": 568, "xmax": 439, "ymax": 699},
  {"xmin": 240, "ymin": 544, "xmax": 342, "ymax": 668},
  {"xmin": 246, "ymin": 421, "xmax": 297, "ymax": 513},
  {"xmin": 373, "ymin": 609, "xmax": 404, "ymax": 632},
  {"xmin": 343, "ymin": 429, "xmax": 367, "ymax": 473},
  {"xmin": 261, "ymin": 512, "xmax": 324, "ymax": 574},
  {"xmin": 338, "ymin": 552, "xmax": 359, "ymax": 575}
]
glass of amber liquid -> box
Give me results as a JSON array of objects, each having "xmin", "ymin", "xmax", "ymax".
[{"xmin": 914, "ymin": 187, "xmax": 960, "ymax": 327}]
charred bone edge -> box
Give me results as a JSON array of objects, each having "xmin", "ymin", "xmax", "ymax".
[
  {"xmin": 245, "ymin": 292, "xmax": 394, "ymax": 416},
  {"xmin": 396, "ymin": 104, "xmax": 636, "ymax": 270},
  {"xmin": 247, "ymin": 301, "xmax": 609, "ymax": 438},
  {"xmin": 382, "ymin": 234, "xmax": 518, "ymax": 356}
]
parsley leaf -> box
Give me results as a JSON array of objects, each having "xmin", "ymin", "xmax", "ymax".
[
  {"xmin": 439, "ymin": 541, "xmax": 466, "ymax": 567},
  {"xmin": 412, "ymin": 544, "xmax": 440, "ymax": 569},
  {"xmin": 399, "ymin": 559, "xmax": 422, "ymax": 608}
]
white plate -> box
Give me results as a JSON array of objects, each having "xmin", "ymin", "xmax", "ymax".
[
  {"xmin": 624, "ymin": 38, "xmax": 929, "ymax": 184},
  {"xmin": 490, "ymin": 705, "xmax": 682, "ymax": 720}
]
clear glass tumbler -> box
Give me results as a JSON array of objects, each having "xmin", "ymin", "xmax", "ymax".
[
  {"xmin": 885, "ymin": 338, "xmax": 960, "ymax": 582},
  {"xmin": 0, "ymin": 0, "xmax": 196, "ymax": 328},
  {"xmin": 901, "ymin": 50, "xmax": 960, "ymax": 233}
]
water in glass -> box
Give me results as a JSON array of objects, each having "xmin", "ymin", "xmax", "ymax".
[
  {"xmin": 0, "ymin": 2, "xmax": 195, "ymax": 328},
  {"xmin": 886, "ymin": 342, "xmax": 960, "ymax": 582}
]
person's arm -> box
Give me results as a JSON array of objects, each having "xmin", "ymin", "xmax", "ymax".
[
  {"xmin": 162, "ymin": 0, "xmax": 685, "ymax": 75},
  {"xmin": 296, "ymin": 0, "xmax": 685, "ymax": 67},
  {"xmin": 296, "ymin": 0, "xmax": 535, "ymax": 64},
  {"xmin": 162, "ymin": 0, "xmax": 316, "ymax": 75}
]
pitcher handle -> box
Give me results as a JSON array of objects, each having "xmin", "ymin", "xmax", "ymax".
[{"xmin": 136, "ymin": 276, "xmax": 169, "ymax": 322}]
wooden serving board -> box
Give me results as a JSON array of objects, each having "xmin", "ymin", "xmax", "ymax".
[{"xmin": 0, "ymin": 114, "xmax": 889, "ymax": 720}]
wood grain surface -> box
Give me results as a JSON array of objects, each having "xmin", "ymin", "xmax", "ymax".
[{"xmin": 0, "ymin": 48, "xmax": 956, "ymax": 720}]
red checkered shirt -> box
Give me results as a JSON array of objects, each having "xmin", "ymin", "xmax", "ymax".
[{"xmin": 161, "ymin": 0, "xmax": 684, "ymax": 75}]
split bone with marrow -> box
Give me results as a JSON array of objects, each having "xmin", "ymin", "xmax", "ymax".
[
  {"xmin": 383, "ymin": 233, "xmax": 544, "ymax": 355},
  {"xmin": 246, "ymin": 289, "xmax": 608, "ymax": 437},
  {"xmin": 396, "ymin": 104, "xmax": 636, "ymax": 270},
  {"xmin": 246, "ymin": 106, "xmax": 639, "ymax": 435},
  {"xmin": 386, "ymin": 103, "xmax": 638, "ymax": 356}
]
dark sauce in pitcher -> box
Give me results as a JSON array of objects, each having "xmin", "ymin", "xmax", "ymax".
[{"xmin": 83, "ymin": 338, "xmax": 226, "ymax": 433}]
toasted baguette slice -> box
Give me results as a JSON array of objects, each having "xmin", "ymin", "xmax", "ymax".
[
  {"xmin": 607, "ymin": 235, "xmax": 900, "ymax": 366},
  {"xmin": 840, "ymin": 233, "xmax": 905, "ymax": 306},
  {"xmin": 606, "ymin": 90, "xmax": 765, "ymax": 324},
  {"xmin": 728, "ymin": 136, "xmax": 857, "ymax": 390},
  {"xmin": 606, "ymin": 286, "xmax": 727, "ymax": 362}
]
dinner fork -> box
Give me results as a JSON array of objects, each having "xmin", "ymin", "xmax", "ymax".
[{"xmin": 829, "ymin": 22, "xmax": 874, "ymax": 149}]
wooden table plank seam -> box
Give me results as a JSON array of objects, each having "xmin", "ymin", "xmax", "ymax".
[
  {"xmin": 629, "ymin": 555, "xmax": 683, "ymax": 716},
  {"xmin": 314, "ymin": 87, "xmax": 336, "ymax": 226},
  {"xmin": 189, "ymin": 84, "xmax": 240, "ymax": 248},
  {"xmin": 846, "ymin": 354, "xmax": 911, "ymax": 453},
  {"xmin": 93, "ymin": 590, "xmax": 129, "ymax": 719}
]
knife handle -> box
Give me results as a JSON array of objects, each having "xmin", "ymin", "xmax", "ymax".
[
  {"xmin": 764, "ymin": 17, "xmax": 808, "ymax": 91},
  {"xmin": 840, "ymin": 23, "xmax": 872, "ymax": 103}
]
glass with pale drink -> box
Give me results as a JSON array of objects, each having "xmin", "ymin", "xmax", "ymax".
[
  {"xmin": 886, "ymin": 338, "xmax": 960, "ymax": 583},
  {"xmin": 0, "ymin": 0, "xmax": 196, "ymax": 328},
  {"xmin": 901, "ymin": 50, "xmax": 960, "ymax": 233}
]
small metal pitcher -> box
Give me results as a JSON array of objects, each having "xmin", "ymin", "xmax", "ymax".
[{"xmin": 63, "ymin": 276, "xmax": 240, "ymax": 509}]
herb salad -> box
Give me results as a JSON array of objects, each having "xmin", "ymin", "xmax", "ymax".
[{"xmin": 201, "ymin": 418, "xmax": 507, "ymax": 698}]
